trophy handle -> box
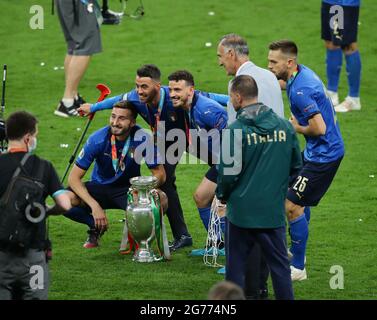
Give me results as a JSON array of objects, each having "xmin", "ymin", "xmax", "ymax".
[{"xmin": 150, "ymin": 189, "xmax": 171, "ymax": 260}]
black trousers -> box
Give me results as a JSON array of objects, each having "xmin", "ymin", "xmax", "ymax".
[
  {"xmin": 226, "ymin": 221, "xmax": 293, "ymax": 300},
  {"xmin": 159, "ymin": 163, "xmax": 190, "ymax": 240},
  {"xmin": 244, "ymin": 243, "xmax": 270, "ymax": 298}
]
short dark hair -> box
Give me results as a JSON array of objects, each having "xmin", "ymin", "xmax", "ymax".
[
  {"xmin": 208, "ymin": 281, "xmax": 246, "ymax": 300},
  {"xmin": 5, "ymin": 111, "xmax": 38, "ymax": 140},
  {"xmin": 167, "ymin": 70, "xmax": 195, "ymax": 86},
  {"xmin": 113, "ymin": 101, "xmax": 138, "ymax": 119},
  {"xmin": 219, "ymin": 34, "xmax": 249, "ymax": 56},
  {"xmin": 230, "ymin": 75, "xmax": 258, "ymax": 100},
  {"xmin": 268, "ymin": 39, "xmax": 298, "ymax": 57},
  {"xmin": 136, "ymin": 64, "xmax": 161, "ymax": 82}
]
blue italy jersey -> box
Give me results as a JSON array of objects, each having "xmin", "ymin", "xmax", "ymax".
[
  {"xmin": 76, "ymin": 125, "xmax": 160, "ymax": 186},
  {"xmin": 189, "ymin": 93, "xmax": 228, "ymax": 131},
  {"xmin": 187, "ymin": 93, "xmax": 228, "ymax": 163},
  {"xmin": 286, "ymin": 65, "xmax": 344, "ymax": 163},
  {"xmin": 322, "ymin": 0, "xmax": 360, "ymax": 6},
  {"xmin": 90, "ymin": 86, "xmax": 226, "ymax": 150}
]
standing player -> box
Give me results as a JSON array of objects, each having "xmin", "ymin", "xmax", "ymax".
[
  {"xmin": 268, "ymin": 40, "xmax": 345, "ymax": 280},
  {"xmin": 167, "ymin": 70, "xmax": 228, "ymax": 253},
  {"xmin": 321, "ymin": 0, "xmax": 362, "ymax": 112}
]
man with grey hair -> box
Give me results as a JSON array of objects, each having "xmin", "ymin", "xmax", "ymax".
[
  {"xmin": 217, "ymin": 33, "xmax": 284, "ymax": 124},
  {"xmin": 216, "ymin": 34, "xmax": 285, "ymax": 299}
]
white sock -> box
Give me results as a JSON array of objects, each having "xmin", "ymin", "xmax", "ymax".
[{"xmin": 62, "ymin": 98, "xmax": 74, "ymax": 108}]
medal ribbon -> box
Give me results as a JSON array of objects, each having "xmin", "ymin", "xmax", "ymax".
[
  {"xmin": 184, "ymin": 110, "xmax": 192, "ymax": 146},
  {"xmin": 111, "ymin": 135, "xmax": 130, "ymax": 174},
  {"xmin": 147, "ymin": 88, "xmax": 165, "ymax": 142}
]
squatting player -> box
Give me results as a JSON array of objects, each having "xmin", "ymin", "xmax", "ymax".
[
  {"xmin": 64, "ymin": 101, "xmax": 166, "ymax": 248},
  {"xmin": 267, "ymin": 40, "xmax": 344, "ymax": 281}
]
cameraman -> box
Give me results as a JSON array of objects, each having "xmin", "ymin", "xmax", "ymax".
[{"xmin": 0, "ymin": 111, "xmax": 71, "ymax": 300}]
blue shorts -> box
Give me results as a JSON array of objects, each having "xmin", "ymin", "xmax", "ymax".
[
  {"xmin": 205, "ymin": 165, "xmax": 218, "ymax": 183},
  {"xmin": 321, "ymin": 2, "xmax": 359, "ymax": 46},
  {"xmin": 69, "ymin": 181, "xmax": 129, "ymax": 210},
  {"xmin": 287, "ymin": 157, "xmax": 343, "ymax": 207}
]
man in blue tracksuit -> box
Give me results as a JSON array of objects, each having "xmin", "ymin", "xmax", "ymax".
[{"xmin": 167, "ymin": 70, "xmax": 228, "ymax": 253}]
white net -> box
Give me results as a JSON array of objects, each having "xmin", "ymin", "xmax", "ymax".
[{"xmin": 203, "ymin": 196, "xmax": 225, "ymax": 267}]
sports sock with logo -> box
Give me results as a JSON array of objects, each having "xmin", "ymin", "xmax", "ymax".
[{"xmin": 289, "ymin": 214, "xmax": 308, "ymax": 270}]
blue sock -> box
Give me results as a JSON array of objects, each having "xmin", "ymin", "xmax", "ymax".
[
  {"xmin": 304, "ymin": 207, "xmax": 311, "ymax": 224},
  {"xmin": 198, "ymin": 207, "xmax": 211, "ymax": 231},
  {"xmin": 289, "ymin": 214, "xmax": 308, "ymax": 270},
  {"xmin": 326, "ymin": 48, "xmax": 343, "ymax": 92},
  {"xmin": 64, "ymin": 206, "xmax": 95, "ymax": 228},
  {"xmin": 345, "ymin": 50, "xmax": 361, "ymax": 97}
]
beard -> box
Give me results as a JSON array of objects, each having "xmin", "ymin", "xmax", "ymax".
[
  {"xmin": 111, "ymin": 125, "xmax": 130, "ymax": 137},
  {"xmin": 140, "ymin": 87, "xmax": 159, "ymax": 104},
  {"xmin": 171, "ymin": 96, "xmax": 186, "ymax": 108},
  {"xmin": 275, "ymin": 70, "xmax": 289, "ymax": 82}
]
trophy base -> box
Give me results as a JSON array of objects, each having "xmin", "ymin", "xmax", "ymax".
[{"xmin": 133, "ymin": 248, "xmax": 156, "ymax": 263}]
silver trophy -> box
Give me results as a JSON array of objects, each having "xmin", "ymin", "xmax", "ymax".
[{"xmin": 126, "ymin": 176, "xmax": 162, "ymax": 262}]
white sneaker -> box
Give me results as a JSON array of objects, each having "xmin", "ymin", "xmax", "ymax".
[
  {"xmin": 335, "ymin": 96, "xmax": 361, "ymax": 113},
  {"xmin": 327, "ymin": 90, "xmax": 339, "ymax": 106},
  {"xmin": 290, "ymin": 265, "xmax": 307, "ymax": 281}
]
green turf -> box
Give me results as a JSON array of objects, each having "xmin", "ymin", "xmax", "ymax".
[{"xmin": 1, "ymin": 0, "xmax": 376, "ymax": 300}]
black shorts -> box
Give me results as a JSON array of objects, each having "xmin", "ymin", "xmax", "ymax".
[
  {"xmin": 321, "ymin": 2, "xmax": 359, "ymax": 46},
  {"xmin": 287, "ymin": 157, "xmax": 343, "ymax": 207},
  {"xmin": 205, "ymin": 165, "xmax": 218, "ymax": 183},
  {"xmin": 68, "ymin": 181, "xmax": 129, "ymax": 210}
]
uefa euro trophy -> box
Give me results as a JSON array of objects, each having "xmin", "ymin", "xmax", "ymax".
[{"xmin": 125, "ymin": 176, "xmax": 166, "ymax": 263}]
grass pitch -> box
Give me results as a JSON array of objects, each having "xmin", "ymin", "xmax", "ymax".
[{"xmin": 1, "ymin": 0, "xmax": 376, "ymax": 300}]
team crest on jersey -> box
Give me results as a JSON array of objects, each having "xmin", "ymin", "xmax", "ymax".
[
  {"xmin": 78, "ymin": 148, "xmax": 85, "ymax": 159},
  {"xmin": 129, "ymin": 147, "xmax": 135, "ymax": 159},
  {"xmin": 168, "ymin": 111, "xmax": 177, "ymax": 122}
]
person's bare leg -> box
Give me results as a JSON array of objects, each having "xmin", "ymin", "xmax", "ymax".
[
  {"xmin": 63, "ymin": 54, "xmax": 72, "ymax": 96},
  {"xmin": 63, "ymin": 55, "xmax": 91, "ymax": 100},
  {"xmin": 193, "ymin": 177, "xmax": 217, "ymax": 231}
]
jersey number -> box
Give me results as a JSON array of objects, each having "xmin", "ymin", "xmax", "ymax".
[{"xmin": 293, "ymin": 176, "xmax": 309, "ymax": 193}]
